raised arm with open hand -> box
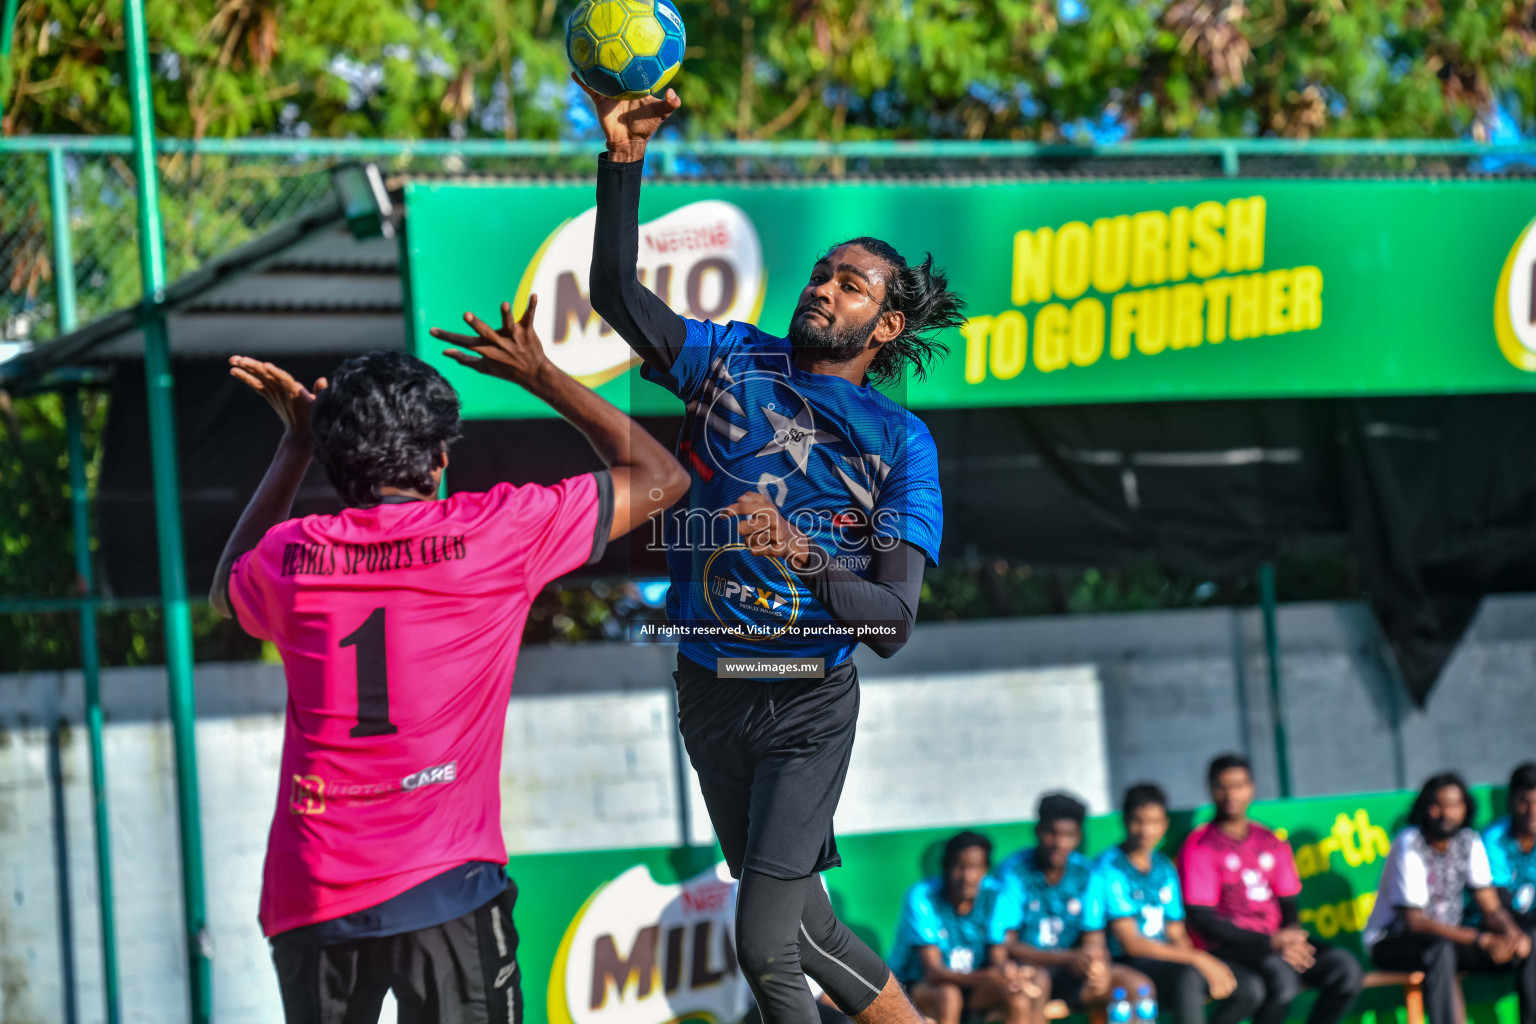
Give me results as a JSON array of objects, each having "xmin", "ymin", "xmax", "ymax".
[
  {"xmin": 573, "ymin": 74, "xmax": 680, "ymax": 163},
  {"xmin": 431, "ymin": 296, "xmax": 689, "ymax": 542},
  {"xmin": 210, "ymin": 358, "xmax": 328, "ymax": 617}
]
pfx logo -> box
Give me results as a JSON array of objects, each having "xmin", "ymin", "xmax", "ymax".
[{"xmin": 709, "ymin": 577, "xmax": 789, "ymax": 618}]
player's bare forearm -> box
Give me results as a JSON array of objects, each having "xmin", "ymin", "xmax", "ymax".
[
  {"xmin": 520, "ymin": 359, "xmax": 688, "ymax": 539},
  {"xmin": 433, "ymin": 300, "xmax": 687, "ymax": 538},
  {"xmin": 211, "ymin": 433, "xmax": 311, "ymax": 617},
  {"xmin": 1007, "ymin": 941, "xmax": 1075, "ymax": 968},
  {"xmin": 213, "ymin": 358, "xmax": 325, "ymax": 618},
  {"xmin": 1113, "ymin": 927, "xmax": 1195, "ymax": 965},
  {"xmin": 1474, "ymin": 888, "xmax": 1525, "ymax": 941}
]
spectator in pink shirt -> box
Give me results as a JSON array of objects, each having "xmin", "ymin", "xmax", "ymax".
[{"xmin": 1178, "ymin": 754, "xmax": 1363, "ymax": 1024}]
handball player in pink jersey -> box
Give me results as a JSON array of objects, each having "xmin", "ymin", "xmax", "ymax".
[{"xmin": 210, "ymin": 296, "xmax": 688, "ymax": 1024}]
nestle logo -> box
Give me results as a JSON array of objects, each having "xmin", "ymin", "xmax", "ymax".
[
  {"xmin": 680, "ymin": 881, "xmax": 733, "ymax": 915},
  {"xmin": 401, "ymin": 762, "xmax": 457, "ymax": 791}
]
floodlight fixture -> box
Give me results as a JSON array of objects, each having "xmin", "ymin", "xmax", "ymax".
[{"xmin": 331, "ymin": 162, "xmax": 395, "ymax": 240}]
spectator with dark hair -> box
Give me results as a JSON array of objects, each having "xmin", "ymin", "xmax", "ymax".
[
  {"xmin": 1100, "ymin": 784, "xmax": 1263, "ymax": 1024},
  {"xmin": 993, "ymin": 793, "xmax": 1152, "ymax": 1014},
  {"xmin": 890, "ymin": 831, "xmax": 1044, "ymax": 1024},
  {"xmin": 1486, "ymin": 763, "xmax": 1536, "ymax": 927},
  {"xmin": 1179, "ymin": 755, "xmax": 1363, "ymax": 1024},
  {"xmin": 1367, "ymin": 772, "xmax": 1534, "ymax": 1024}
]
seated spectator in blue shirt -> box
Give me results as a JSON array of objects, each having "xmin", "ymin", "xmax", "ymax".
[
  {"xmin": 1486, "ymin": 763, "xmax": 1536, "ymax": 928},
  {"xmin": 1100, "ymin": 783, "xmax": 1263, "ymax": 1024},
  {"xmin": 993, "ymin": 793, "xmax": 1152, "ymax": 1013},
  {"xmin": 890, "ymin": 831, "xmax": 1043, "ymax": 1024},
  {"xmin": 1367, "ymin": 772, "xmax": 1535, "ymax": 1024}
]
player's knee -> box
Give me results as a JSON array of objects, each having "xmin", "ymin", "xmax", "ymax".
[
  {"xmin": 1319, "ymin": 946, "xmax": 1364, "ymax": 993},
  {"xmin": 1173, "ymin": 963, "xmax": 1205, "ymax": 1005},
  {"xmin": 734, "ymin": 921, "xmax": 797, "ymax": 980},
  {"xmin": 1229, "ymin": 970, "xmax": 1266, "ymax": 1014},
  {"xmin": 936, "ymin": 981, "xmax": 964, "ymax": 1014},
  {"xmin": 1261, "ymin": 958, "xmax": 1302, "ymax": 1005},
  {"xmin": 1420, "ymin": 938, "xmax": 1458, "ymax": 979}
]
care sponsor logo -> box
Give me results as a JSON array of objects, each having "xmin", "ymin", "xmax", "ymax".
[
  {"xmin": 285, "ymin": 760, "xmax": 460, "ymax": 813},
  {"xmin": 401, "ymin": 761, "xmax": 457, "ymax": 791},
  {"xmin": 1495, "ymin": 213, "xmax": 1536, "ymax": 371},
  {"xmin": 548, "ymin": 862, "xmax": 751, "ymax": 1024},
  {"xmin": 513, "ymin": 201, "xmax": 766, "ymax": 387}
]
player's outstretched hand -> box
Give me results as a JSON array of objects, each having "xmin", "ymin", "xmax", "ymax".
[
  {"xmin": 229, "ymin": 356, "xmax": 326, "ymax": 443},
  {"xmin": 724, "ymin": 491, "xmax": 822, "ymax": 571},
  {"xmin": 432, "ymin": 296, "xmax": 552, "ymax": 390},
  {"xmin": 572, "ymin": 73, "xmax": 680, "ymax": 162}
]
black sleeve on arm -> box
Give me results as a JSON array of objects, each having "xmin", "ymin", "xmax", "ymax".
[
  {"xmin": 587, "ymin": 469, "xmax": 615, "ymax": 565},
  {"xmin": 1278, "ymin": 896, "xmax": 1299, "ymax": 929},
  {"xmin": 791, "ymin": 539, "xmax": 926, "ymax": 659},
  {"xmin": 1184, "ymin": 906, "xmax": 1274, "ymax": 967},
  {"xmin": 589, "ymin": 156, "xmax": 687, "ymax": 372}
]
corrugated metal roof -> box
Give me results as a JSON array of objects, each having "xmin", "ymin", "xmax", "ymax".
[{"xmin": 1, "ymin": 196, "xmax": 405, "ymax": 384}]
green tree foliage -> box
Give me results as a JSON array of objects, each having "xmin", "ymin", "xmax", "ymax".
[{"xmin": 2, "ymin": 1, "xmax": 1532, "ymax": 142}]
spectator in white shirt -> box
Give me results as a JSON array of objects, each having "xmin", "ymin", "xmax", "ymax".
[{"xmin": 1366, "ymin": 773, "xmax": 1534, "ymax": 1024}]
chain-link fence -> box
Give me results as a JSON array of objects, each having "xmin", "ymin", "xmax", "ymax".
[{"xmin": 3, "ymin": 138, "xmax": 1536, "ymax": 345}]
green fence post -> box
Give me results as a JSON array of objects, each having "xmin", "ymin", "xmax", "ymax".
[
  {"xmin": 65, "ymin": 389, "xmax": 121, "ymax": 1024},
  {"xmin": 0, "ymin": 0, "xmax": 18, "ymax": 121},
  {"xmin": 1258, "ymin": 562, "xmax": 1292, "ymax": 798},
  {"xmin": 48, "ymin": 148, "xmax": 77, "ymax": 332},
  {"xmin": 123, "ymin": 1, "xmax": 213, "ymax": 1020},
  {"xmin": 1222, "ymin": 143, "xmax": 1240, "ymax": 178}
]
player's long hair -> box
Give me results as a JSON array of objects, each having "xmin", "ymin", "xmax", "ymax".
[
  {"xmin": 310, "ymin": 351, "xmax": 462, "ymax": 507},
  {"xmin": 1408, "ymin": 772, "xmax": 1477, "ymax": 835},
  {"xmin": 833, "ymin": 237, "xmax": 965, "ymax": 390}
]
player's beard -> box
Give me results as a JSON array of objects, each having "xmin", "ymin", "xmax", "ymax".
[
  {"xmin": 786, "ymin": 302, "xmax": 881, "ymax": 364},
  {"xmin": 1422, "ymin": 816, "xmax": 1461, "ymax": 842}
]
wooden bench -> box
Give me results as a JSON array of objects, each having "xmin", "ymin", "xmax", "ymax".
[
  {"xmin": 1035, "ymin": 971, "xmax": 1427, "ymax": 1024},
  {"xmin": 1364, "ymin": 970, "xmax": 1430, "ymax": 1024},
  {"xmin": 1044, "ymin": 1000, "xmax": 1104, "ymax": 1024}
]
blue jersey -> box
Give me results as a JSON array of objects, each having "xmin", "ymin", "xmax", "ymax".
[
  {"xmin": 889, "ymin": 876, "xmax": 1007, "ymax": 984},
  {"xmin": 992, "ymin": 848, "xmax": 1106, "ymax": 951},
  {"xmin": 1484, "ymin": 817, "xmax": 1536, "ymax": 915},
  {"xmin": 1096, "ymin": 847, "xmax": 1185, "ymax": 953},
  {"xmin": 642, "ymin": 319, "xmax": 943, "ymax": 666}
]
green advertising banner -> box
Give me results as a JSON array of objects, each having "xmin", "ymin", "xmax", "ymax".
[
  {"xmin": 506, "ymin": 787, "xmax": 1522, "ymax": 1024},
  {"xmin": 403, "ymin": 178, "xmax": 1536, "ymax": 420}
]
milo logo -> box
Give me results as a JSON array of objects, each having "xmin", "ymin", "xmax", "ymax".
[
  {"xmin": 548, "ymin": 863, "xmax": 753, "ymax": 1024},
  {"xmin": 1495, "ymin": 213, "xmax": 1536, "ymax": 371},
  {"xmin": 515, "ymin": 201, "xmax": 766, "ymax": 386}
]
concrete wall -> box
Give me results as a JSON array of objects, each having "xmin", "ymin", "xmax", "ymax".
[{"xmin": 2, "ymin": 595, "xmax": 1534, "ymax": 1023}]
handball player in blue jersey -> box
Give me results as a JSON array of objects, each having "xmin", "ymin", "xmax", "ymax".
[
  {"xmin": 578, "ymin": 81, "xmax": 962, "ymax": 1024},
  {"xmin": 890, "ymin": 832, "xmax": 1044, "ymax": 1024},
  {"xmin": 1099, "ymin": 784, "xmax": 1260, "ymax": 1024},
  {"xmin": 993, "ymin": 794, "xmax": 1151, "ymax": 1013},
  {"xmin": 1485, "ymin": 763, "xmax": 1536, "ymax": 928}
]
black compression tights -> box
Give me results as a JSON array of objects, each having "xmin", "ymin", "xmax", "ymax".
[{"xmin": 734, "ymin": 870, "xmax": 890, "ymax": 1024}]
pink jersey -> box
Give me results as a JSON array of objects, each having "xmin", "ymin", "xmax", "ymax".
[
  {"xmin": 228, "ymin": 474, "xmax": 606, "ymax": 936},
  {"xmin": 1178, "ymin": 821, "xmax": 1302, "ymax": 939}
]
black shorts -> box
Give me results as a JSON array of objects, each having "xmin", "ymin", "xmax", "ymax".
[
  {"xmin": 1045, "ymin": 963, "xmax": 1088, "ymax": 1010},
  {"xmin": 675, "ymin": 653, "xmax": 859, "ymax": 880},
  {"xmin": 271, "ymin": 882, "xmax": 521, "ymax": 1024}
]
